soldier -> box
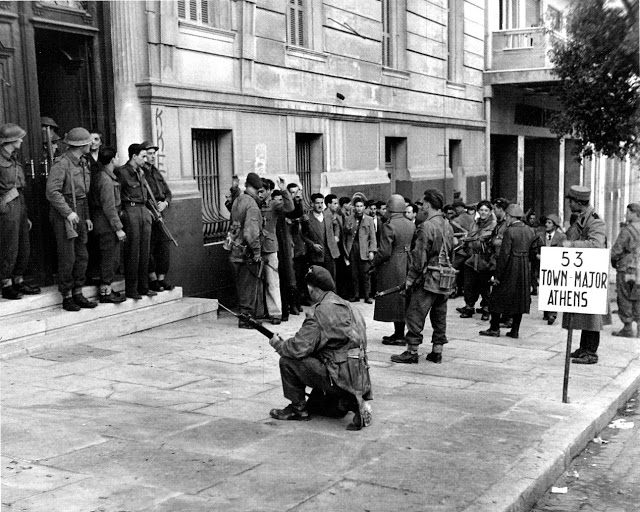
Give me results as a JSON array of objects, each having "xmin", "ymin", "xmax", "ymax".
[
  {"xmin": 373, "ymin": 194, "xmax": 416, "ymax": 345},
  {"xmin": 116, "ymin": 144, "xmax": 156, "ymax": 300},
  {"xmin": 391, "ymin": 189, "xmax": 454, "ymax": 364},
  {"xmin": 562, "ymin": 185, "xmax": 607, "ymax": 364},
  {"xmin": 0, "ymin": 124, "xmax": 40, "ymax": 300},
  {"xmin": 610, "ymin": 203, "xmax": 640, "ymax": 337},
  {"xmin": 46, "ymin": 127, "xmax": 96, "ymax": 311},
  {"xmin": 490, "ymin": 197, "xmax": 512, "ymax": 327},
  {"xmin": 268, "ymin": 265, "xmax": 373, "ymax": 430},
  {"xmin": 141, "ymin": 140, "xmax": 174, "ymax": 292},
  {"xmin": 90, "ymin": 146, "xmax": 126, "ymax": 303}
]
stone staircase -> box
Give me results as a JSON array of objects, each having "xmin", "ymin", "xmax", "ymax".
[{"xmin": 0, "ymin": 281, "xmax": 218, "ymax": 360}]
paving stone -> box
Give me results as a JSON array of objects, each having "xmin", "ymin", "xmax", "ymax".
[
  {"xmin": 174, "ymin": 376, "xmax": 276, "ymax": 399},
  {"xmin": 193, "ymin": 398, "xmax": 273, "ymax": 422},
  {"xmin": 29, "ymin": 374, "xmax": 117, "ymax": 393},
  {"xmin": 165, "ymin": 358, "xmax": 282, "ymax": 384},
  {"xmin": 43, "ymin": 438, "xmax": 257, "ymax": 495},
  {"xmin": 91, "ymin": 364, "xmax": 204, "ymax": 389}
]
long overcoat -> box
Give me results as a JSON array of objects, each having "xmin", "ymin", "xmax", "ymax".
[
  {"xmin": 372, "ymin": 213, "xmax": 415, "ymax": 322},
  {"xmin": 488, "ymin": 220, "xmax": 536, "ymax": 314},
  {"xmin": 561, "ymin": 207, "xmax": 607, "ymax": 331}
]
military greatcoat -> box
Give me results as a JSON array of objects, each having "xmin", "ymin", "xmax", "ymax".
[{"xmin": 372, "ymin": 212, "xmax": 415, "ymax": 322}]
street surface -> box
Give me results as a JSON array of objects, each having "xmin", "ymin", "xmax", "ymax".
[
  {"xmin": 532, "ymin": 391, "xmax": 640, "ymax": 512},
  {"xmin": 2, "ymin": 295, "xmax": 640, "ymax": 512}
]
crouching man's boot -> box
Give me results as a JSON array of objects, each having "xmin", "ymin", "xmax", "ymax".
[{"xmin": 269, "ymin": 401, "xmax": 310, "ymax": 421}]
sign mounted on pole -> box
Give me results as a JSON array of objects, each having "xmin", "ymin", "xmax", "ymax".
[{"xmin": 538, "ymin": 247, "xmax": 610, "ymax": 315}]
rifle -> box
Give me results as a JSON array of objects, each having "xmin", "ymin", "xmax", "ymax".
[
  {"xmin": 375, "ymin": 283, "xmax": 405, "ymax": 298},
  {"xmin": 146, "ymin": 199, "xmax": 178, "ymax": 247},
  {"xmin": 218, "ymin": 302, "xmax": 275, "ymax": 338}
]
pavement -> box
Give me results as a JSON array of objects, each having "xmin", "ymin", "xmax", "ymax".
[{"xmin": 2, "ymin": 295, "xmax": 640, "ymax": 512}]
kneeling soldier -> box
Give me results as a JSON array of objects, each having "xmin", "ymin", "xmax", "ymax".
[{"xmin": 268, "ymin": 266, "xmax": 373, "ymax": 430}]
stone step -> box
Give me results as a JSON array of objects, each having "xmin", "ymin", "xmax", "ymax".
[
  {"xmin": 0, "ymin": 297, "xmax": 218, "ymax": 360},
  {"xmin": 1, "ymin": 287, "xmax": 184, "ymax": 343},
  {"xmin": 0, "ymin": 281, "xmax": 126, "ymax": 318}
]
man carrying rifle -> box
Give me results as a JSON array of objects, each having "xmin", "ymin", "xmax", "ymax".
[
  {"xmin": 142, "ymin": 140, "xmax": 175, "ymax": 292},
  {"xmin": 268, "ymin": 265, "xmax": 373, "ymax": 430},
  {"xmin": 390, "ymin": 190, "xmax": 454, "ymax": 365}
]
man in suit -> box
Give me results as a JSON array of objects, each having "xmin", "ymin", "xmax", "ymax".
[
  {"xmin": 536, "ymin": 213, "xmax": 567, "ymax": 325},
  {"xmin": 301, "ymin": 193, "xmax": 341, "ymax": 280},
  {"xmin": 344, "ymin": 197, "xmax": 377, "ymax": 303}
]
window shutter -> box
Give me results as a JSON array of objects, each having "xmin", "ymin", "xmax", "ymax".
[
  {"xmin": 297, "ymin": 0, "xmax": 304, "ymax": 47},
  {"xmin": 189, "ymin": 0, "xmax": 197, "ymax": 21},
  {"xmin": 201, "ymin": 0, "xmax": 209, "ymax": 25},
  {"xmin": 177, "ymin": 0, "xmax": 186, "ymax": 19}
]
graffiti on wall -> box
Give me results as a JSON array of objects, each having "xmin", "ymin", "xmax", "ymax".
[
  {"xmin": 254, "ymin": 143, "xmax": 267, "ymax": 175},
  {"xmin": 155, "ymin": 107, "xmax": 165, "ymax": 172}
]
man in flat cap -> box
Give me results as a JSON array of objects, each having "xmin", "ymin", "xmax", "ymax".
[
  {"xmin": 610, "ymin": 203, "xmax": 640, "ymax": 337},
  {"xmin": 268, "ymin": 265, "xmax": 373, "ymax": 430},
  {"xmin": 142, "ymin": 140, "xmax": 174, "ymax": 292},
  {"xmin": 46, "ymin": 127, "xmax": 96, "ymax": 311},
  {"xmin": 0, "ymin": 123, "xmax": 40, "ymax": 299},
  {"xmin": 228, "ymin": 172, "xmax": 265, "ymax": 327},
  {"xmin": 480, "ymin": 204, "xmax": 535, "ymax": 338},
  {"xmin": 391, "ymin": 189, "xmax": 454, "ymax": 364},
  {"xmin": 563, "ymin": 185, "xmax": 607, "ymax": 364},
  {"xmin": 536, "ymin": 213, "xmax": 567, "ymax": 325}
]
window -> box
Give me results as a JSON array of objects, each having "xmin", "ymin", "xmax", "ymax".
[
  {"xmin": 381, "ymin": 0, "xmax": 392, "ymax": 67},
  {"xmin": 192, "ymin": 129, "xmax": 232, "ymax": 243},
  {"xmin": 177, "ymin": 0, "xmax": 230, "ymax": 29},
  {"xmin": 447, "ymin": 0, "xmax": 464, "ymax": 83},
  {"xmin": 288, "ymin": 0, "xmax": 305, "ymax": 47},
  {"xmin": 380, "ymin": 0, "xmax": 406, "ymax": 70},
  {"xmin": 546, "ymin": 6, "xmax": 563, "ymax": 32}
]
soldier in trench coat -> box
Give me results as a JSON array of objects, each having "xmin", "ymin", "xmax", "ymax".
[{"xmin": 371, "ymin": 194, "xmax": 416, "ymax": 343}]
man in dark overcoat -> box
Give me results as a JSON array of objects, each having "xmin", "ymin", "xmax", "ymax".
[
  {"xmin": 390, "ymin": 189, "xmax": 454, "ymax": 364},
  {"xmin": 372, "ymin": 194, "xmax": 416, "ymax": 344},
  {"xmin": 480, "ymin": 204, "xmax": 535, "ymax": 338},
  {"xmin": 562, "ymin": 185, "xmax": 607, "ymax": 364}
]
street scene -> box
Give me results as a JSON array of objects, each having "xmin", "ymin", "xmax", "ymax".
[{"xmin": 1, "ymin": 0, "xmax": 640, "ymax": 511}]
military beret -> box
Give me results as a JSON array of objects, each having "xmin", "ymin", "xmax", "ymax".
[
  {"xmin": 305, "ymin": 265, "xmax": 336, "ymax": 292},
  {"xmin": 423, "ymin": 189, "xmax": 444, "ymax": 211},
  {"xmin": 628, "ymin": 203, "xmax": 640, "ymax": 214},
  {"xmin": 245, "ymin": 172, "xmax": 263, "ymax": 190},
  {"xmin": 64, "ymin": 127, "xmax": 92, "ymax": 147},
  {"xmin": 506, "ymin": 204, "xmax": 524, "ymax": 218},
  {"xmin": 566, "ymin": 185, "xmax": 591, "ymax": 202},
  {"xmin": 141, "ymin": 140, "xmax": 159, "ymax": 151},
  {"xmin": 0, "ymin": 123, "xmax": 26, "ymax": 145}
]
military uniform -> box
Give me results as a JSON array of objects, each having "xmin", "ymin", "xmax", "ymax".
[
  {"xmin": 610, "ymin": 213, "xmax": 640, "ymax": 336},
  {"xmin": 144, "ymin": 163, "xmax": 173, "ymax": 287},
  {"xmin": 116, "ymin": 162, "xmax": 153, "ymax": 297},
  {"xmin": 0, "ymin": 139, "xmax": 36, "ymax": 299}
]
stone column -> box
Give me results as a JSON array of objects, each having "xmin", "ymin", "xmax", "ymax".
[
  {"xmin": 110, "ymin": 1, "xmax": 149, "ymax": 160},
  {"xmin": 558, "ymin": 138, "xmax": 565, "ymax": 224},
  {"xmin": 517, "ymin": 135, "xmax": 525, "ymax": 207}
]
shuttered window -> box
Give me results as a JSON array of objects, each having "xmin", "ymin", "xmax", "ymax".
[
  {"xmin": 296, "ymin": 136, "xmax": 312, "ymax": 208},
  {"xmin": 192, "ymin": 129, "xmax": 231, "ymax": 243},
  {"xmin": 288, "ymin": 0, "xmax": 305, "ymax": 47},
  {"xmin": 381, "ymin": 0, "xmax": 392, "ymax": 67},
  {"xmin": 178, "ymin": 0, "xmax": 210, "ymax": 25}
]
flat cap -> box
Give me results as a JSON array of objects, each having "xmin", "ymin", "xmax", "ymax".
[
  {"xmin": 566, "ymin": 185, "xmax": 591, "ymax": 202},
  {"xmin": 64, "ymin": 127, "xmax": 92, "ymax": 147},
  {"xmin": 0, "ymin": 123, "xmax": 26, "ymax": 144},
  {"xmin": 305, "ymin": 265, "xmax": 336, "ymax": 292},
  {"xmin": 245, "ymin": 172, "xmax": 263, "ymax": 190},
  {"xmin": 452, "ymin": 198, "xmax": 466, "ymax": 208},
  {"xmin": 141, "ymin": 140, "xmax": 159, "ymax": 151},
  {"xmin": 545, "ymin": 213, "xmax": 561, "ymax": 227},
  {"xmin": 506, "ymin": 204, "xmax": 524, "ymax": 218}
]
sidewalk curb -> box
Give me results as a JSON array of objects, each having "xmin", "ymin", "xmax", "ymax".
[{"xmin": 462, "ymin": 357, "xmax": 640, "ymax": 512}]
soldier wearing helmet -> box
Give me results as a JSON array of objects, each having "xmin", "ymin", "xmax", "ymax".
[
  {"xmin": 0, "ymin": 123, "xmax": 41, "ymax": 299},
  {"xmin": 46, "ymin": 127, "xmax": 97, "ymax": 311},
  {"xmin": 372, "ymin": 194, "xmax": 416, "ymax": 344}
]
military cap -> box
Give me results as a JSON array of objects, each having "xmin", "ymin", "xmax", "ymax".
[
  {"xmin": 506, "ymin": 204, "xmax": 524, "ymax": 218},
  {"xmin": 452, "ymin": 198, "xmax": 466, "ymax": 208},
  {"xmin": 141, "ymin": 140, "xmax": 159, "ymax": 151},
  {"xmin": 423, "ymin": 189, "xmax": 444, "ymax": 211},
  {"xmin": 566, "ymin": 185, "xmax": 591, "ymax": 202},
  {"xmin": 305, "ymin": 265, "xmax": 336, "ymax": 292},
  {"xmin": 545, "ymin": 213, "xmax": 561, "ymax": 227},
  {"xmin": 0, "ymin": 123, "xmax": 26, "ymax": 144},
  {"xmin": 41, "ymin": 116, "xmax": 59, "ymax": 129},
  {"xmin": 492, "ymin": 197, "xmax": 510, "ymax": 210},
  {"xmin": 64, "ymin": 127, "xmax": 92, "ymax": 147}
]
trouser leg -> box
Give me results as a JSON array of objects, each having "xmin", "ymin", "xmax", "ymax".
[
  {"xmin": 149, "ymin": 223, "xmax": 171, "ymax": 276},
  {"xmin": 122, "ymin": 209, "xmax": 140, "ymax": 294},
  {"xmin": 98, "ymin": 232, "xmax": 119, "ymax": 285},
  {"xmin": 71, "ymin": 212, "xmax": 89, "ymax": 292},
  {"xmin": 511, "ymin": 313, "xmax": 523, "ymax": 332},
  {"xmin": 463, "ymin": 267, "xmax": 479, "ymax": 308},
  {"xmin": 0, "ymin": 198, "xmax": 21, "ymax": 282},
  {"xmin": 349, "ymin": 250, "xmax": 360, "ymax": 297},
  {"xmin": 616, "ymin": 272, "xmax": 634, "ymax": 325},
  {"xmin": 428, "ymin": 293, "xmax": 448, "ymax": 344},
  {"xmin": 279, "ymin": 356, "xmax": 335, "ymax": 404},
  {"xmin": 359, "ymin": 259, "xmax": 372, "ymax": 299},
  {"xmin": 580, "ymin": 330, "xmax": 600, "ymax": 354},
  {"xmin": 394, "ymin": 321, "xmax": 405, "ymax": 337},
  {"xmin": 13, "ymin": 198, "xmax": 30, "ymax": 278},
  {"xmin": 233, "ymin": 261, "xmax": 260, "ymax": 316},
  {"xmin": 263, "ymin": 252, "xmax": 282, "ymax": 317},
  {"xmin": 50, "ymin": 209, "xmax": 75, "ymax": 296},
  {"xmin": 405, "ymin": 288, "xmax": 437, "ymax": 347},
  {"xmin": 479, "ymin": 270, "xmax": 492, "ymax": 309},
  {"xmin": 138, "ymin": 211, "xmax": 152, "ymax": 292},
  {"xmin": 490, "ymin": 313, "xmax": 501, "ymax": 331}
]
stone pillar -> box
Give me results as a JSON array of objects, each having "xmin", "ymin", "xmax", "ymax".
[
  {"xmin": 517, "ymin": 135, "xmax": 525, "ymax": 207},
  {"xmin": 110, "ymin": 1, "xmax": 149, "ymax": 160},
  {"xmin": 558, "ymin": 138, "xmax": 565, "ymax": 224}
]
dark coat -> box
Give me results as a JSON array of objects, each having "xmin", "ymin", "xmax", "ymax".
[
  {"xmin": 561, "ymin": 207, "xmax": 607, "ymax": 331},
  {"xmin": 488, "ymin": 220, "xmax": 536, "ymax": 314},
  {"xmin": 372, "ymin": 213, "xmax": 416, "ymax": 322},
  {"xmin": 302, "ymin": 210, "xmax": 341, "ymax": 263}
]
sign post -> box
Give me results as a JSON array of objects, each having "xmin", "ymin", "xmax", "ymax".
[{"xmin": 538, "ymin": 247, "xmax": 610, "ymax": 403}]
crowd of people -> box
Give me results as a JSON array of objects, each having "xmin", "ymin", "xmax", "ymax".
[{"xmin": 0, "ymin": 122, "xmax": 175, "ymax": 311}]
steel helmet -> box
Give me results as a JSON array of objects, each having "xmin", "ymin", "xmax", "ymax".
[
  {"xmin": 64, "ymin": 127, "xmax": 92, "ymax": 147},
  {"xmin": 386, "ymin": 194, "xmax": 406, "ymax": 214},
  {"xmin": 0, "ymin": 123, "xmax": 26, "ymax": 144}
]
